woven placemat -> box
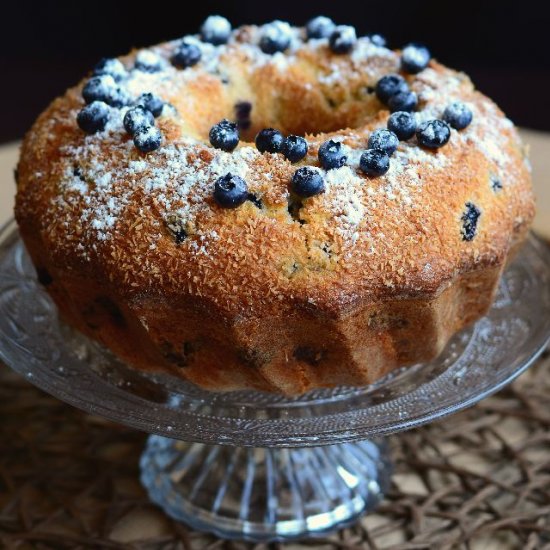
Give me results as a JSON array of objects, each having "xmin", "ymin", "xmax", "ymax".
[{"xmin": 1, "ymin": 351, "xmax": 549, "ymax": 550}]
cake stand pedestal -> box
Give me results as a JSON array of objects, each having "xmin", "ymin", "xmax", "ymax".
[
  {"xmin": 1, "ymin": 220, "xmax": 549, "ymax": 542},
  {"xmin": 140, "ymin": 438, "xmax": 390, "ymax": 540}
]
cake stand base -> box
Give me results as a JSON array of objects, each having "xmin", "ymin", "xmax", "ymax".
[
  {"xmin": 140, "ymin": 436, "xmax": 391, "ymax": 542},
  {"xmin": 3, "ymin": 223, "xmax": 550, "ymax": 542}
]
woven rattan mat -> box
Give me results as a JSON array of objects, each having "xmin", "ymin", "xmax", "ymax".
[{"xmin": 1, "ymin": 350, "xmax": 549, "ymax": 550}]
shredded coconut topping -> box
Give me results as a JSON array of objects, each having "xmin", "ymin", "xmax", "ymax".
[{"xmin": 41, "ymin": 20, "xmax": 529, "ymax": 274}]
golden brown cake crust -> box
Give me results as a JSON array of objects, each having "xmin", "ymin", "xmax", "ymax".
[{"xmin": 15, "ymin": 25, "xmax": 535, "ymax": 394}]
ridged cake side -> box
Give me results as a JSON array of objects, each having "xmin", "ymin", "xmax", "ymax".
[{"xmin": 19, "ymin": 227, "xmax": 508, "ymax": 393}]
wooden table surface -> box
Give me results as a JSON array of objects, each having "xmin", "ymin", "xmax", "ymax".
[{"xmin": 1, "ymin": 130, "xmax": 548, "ymax": 235}]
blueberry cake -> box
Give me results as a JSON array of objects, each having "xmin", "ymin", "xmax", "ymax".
[{"xmin": 15, "ymin": 16, "xmax": 534, "ymax": 394}]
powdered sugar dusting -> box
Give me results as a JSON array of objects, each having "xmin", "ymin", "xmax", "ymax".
[
  {"xmin": 43, "ymin": 20, "xmax": 528, "ymax": 268},
  {"xmin": 57, "ymin": 114, "xmax": 264, "ymax": 250},
  {"xmin": 413, "ymin": 66, "xmax": 527, "ymax": 185},
  {"xmin": 323, "ymin": 166, "xmax": 366, "ymax": 238},
  {"xmin": 318, "ymin": 36, "xmax": 397, "ymax": 85},
  {"xmin": 350, "ymin": 37, "xmax": 396, "ymax": 66}
]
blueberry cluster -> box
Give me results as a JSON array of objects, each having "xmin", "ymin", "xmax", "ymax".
[
  {"xmin": 77, "ymin": 16, "xmax": 480, "ymax": 238},
  {"xmin": 207, "ymin": 118, "xmax": 315, "ymax": 206},
  {"xmin": 418, "ymin": 98, "xmax": 476, "ymax": 150},
  {"xmin": 209, "ymin": 124, "xmax": 320, "ymax": 204},
  {"xmin": 255, "ymin": 128, "xmax": 308, "ymax": 163},
  {"xmin": 78, "ymin": 54, "xmax": 166, "ymax": 152},
  {"xmin": 169, "ymin": 16, "xmax": 233, "ymax": 70},
  {"xmin": 375, "ymin": 74, "xmax": 418, "ymax": 113},
  {"xmin": 373, "ymin": 76, "xmax": 473, "ymax": 152},
  {"xmin": 305, "ymin": 16, "xmax": 362, "ymax": 54},
  {"xmin": 83, "ymin": 75, "xmax": 132, "ymax": 108},
  {"xmin": 355, "ymin": 112, "xmax": 418, "ymax": 177},
  {"xmin": 359, "ymin": 129, "xmax": 399, "ymax": 176},
  {"xmin": 124, "ymin": 104, "xmax": 163, "ymax": 152},
  {"xmin": 78, "ymin": 78, "xmax": 165, "ymax": 152}
]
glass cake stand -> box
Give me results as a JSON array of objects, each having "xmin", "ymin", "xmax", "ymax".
[{"xmin": 1, "ymin": 218, "xmax": 550, "ymax": 542}]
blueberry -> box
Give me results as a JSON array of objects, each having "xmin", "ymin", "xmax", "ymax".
[
  {"xmin": 213, "ymin": 173, "xmax": 249, "ymax": 208},
  {"xmin": 290, "ymin": 166, "xmax": 325, "ymax": 198},
  {"xmin": 166, "ymin": 216, "xmax": 187, "ymax": 244},
  {"xmin": 77, "ymin": 101, "xmax": 110, "ymax": 134},
  {"xmin": 401, "ymin": 43, "xmax": 431, "ymax": 74},
  {"xmin": 368, "ymin": 34, "xmax": 387, "ymax": 47},
  {"xmin": 329, "ymin": 25, "xmax": 357, "ymax": 54},
  {"xmin": 388, "ymin": 90, "xmax": 418, "ymax": 113},
  {"xmin": 93, "ymin": 58, "xmax": 127, "ymax": 81},
  {"xmin": 461, "ymin": 202, "xmax": 481, "ymax": 241},
  {"xmin": 173, "ymin": 227, "xmax": 187, "ymax": 244},
  {"xmin": 135, "ymin": 50, "xmax": 164, "ymax": 73},
  {"xmin": 171, "ymin": 41, "xmax": 202, "ymax": 68},
  {"xmin": 306, "ymin": 16, "xmax": 335, "ymax": 39},
  {"xmin": 416, "ymin": 119, "xmax": 451, "ymax": 149},
  {"xmin": 201, "ymin": 15, "xmax": 232, "ymax": 45},
  {"xmin": 282, "ymin": 135, "xmax": 308, "ymax": 163},
  {"xmin": 255, "ymin": 128, "xmax": 285, "ymax": 153},
  {"xmin": 490, "ymin": 174, "xmax": 502, "ymax": 192},
  {"xmin": 368, "ymin": 129, "xmax": 399, "ymax": 156},
  {"xmin": 209, "ymin": 119, "xmax": 239, "ymax": 152},
  {"xmin": 136, "ymin": 92, "xmax": 164, "ymax": 117},
  {"xmin": 359, "ymin": 149, "xmax": 390, "ymax": 177},
  {"xmin": 247, "ymin": 193, "xmax": 263, "ymax": 209},
  {"xmin": 318, "ymin": 140, "xmax": 347, "ymax": 170},
  {"xmin": 375, "ymin": 74, "xmax": 409, "ymax": 104},
  {"xmin": 123, "ymin": 106, "xmax": 155, "ymax": 136},
  {"xmin": 260, "ymin": 21, "xmax": 292, "ymax": 54},
  {"xmin": 234, "ymin": 101, "xmax": 252, "ymax": 130},
  {"xmin": 82, "ymin": 75, "xmax": 131, "ymax": 108},
  {"xmin": 133, "ymin": 125, "xmax": 162, "ymax": 153},
  {"xmin": 387, "ymin": 111, "xmax": 417, "ymax": 140},
  {"xmin": 443, "ymin": 102, "xmax": 473, "ymax": 130}
]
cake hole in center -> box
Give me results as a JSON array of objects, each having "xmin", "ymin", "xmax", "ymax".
[{"xmin": 226, "ymin": 83, "xmax": 380, "ymax": 142}]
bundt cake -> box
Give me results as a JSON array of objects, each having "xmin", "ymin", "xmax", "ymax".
[{"xmin": 14, "ymin": 16, "xmax": 534, "ymax": 394}]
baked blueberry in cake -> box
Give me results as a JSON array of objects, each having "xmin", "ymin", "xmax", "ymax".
[{"xmin": 15, "ymin": 15, "xmax": 535, "ymax": 394}]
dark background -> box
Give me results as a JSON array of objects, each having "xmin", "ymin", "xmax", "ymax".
[{"xmin": 1, "ymin": 0, "xmax": 548, "ymax": 142}]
